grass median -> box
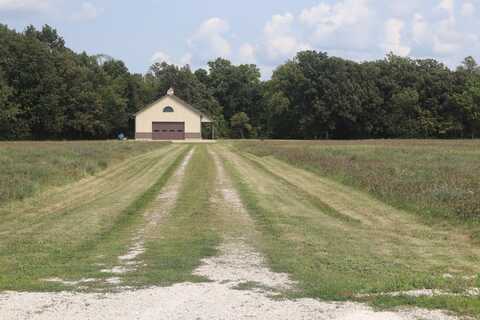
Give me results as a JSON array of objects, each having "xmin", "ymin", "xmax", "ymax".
[{"xmin": 127, "ymin": 145, "xmax": 220, "ymax": 286}]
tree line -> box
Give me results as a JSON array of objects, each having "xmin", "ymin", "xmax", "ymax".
[{"xmin": 1, "ymin": 24, "xmax": 479, "ymax": 140}]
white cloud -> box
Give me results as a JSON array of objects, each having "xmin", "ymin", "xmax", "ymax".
[
  {"xmin": 438, "ymin": 0, "xmax": 454, "ymax": 12},
  {"xmin": 154, "ymin": 0, "xmax": 480, "ymax": 78},
  {"xmin": 151, "ymin": 51, "xmax": 193, "ymax": 66},
  {"xmin": 180, "ymin": 53, "xmax": 193, "ymax": 65},
  {"xmin": 432, "ymin": 20, "xmax": 477, "ymax": 55},
  {"xmin": 461, "ymin": 2, "xmax": 475, "ymax": 17},
  {"xmin": 433, "ymin": 35, "xmax": 461, "ymax": 55},
  {"xmin": 257, "ymin": 0, "xmax": 480, "ymax": 74},
  {"xmin": 299, "ymin": 0, "xmax": 370, "ymax": 41},
  {"xmin": 383, "ymin": 18, "xmax": 411, "ymax": 56},
  {"xmin": 438, "ymin": 0, "xmax": 455, "ymax": 23},
  {"xmin": 71, "ymin": 2, "xmax": 102, "ymax": 21},
  {"xmin": 238, "ymin": 43, "xmax": 256, "ymax": 63},
  {"xmin": 151, "ymin": 51, "xmax": 172, "ymax": 64},
  {"xmin": 387, "ymin": 1, "xmax": 423, "ymax": 16},
  {"xmin": 263, "ymin": 13, "xmax": 310, "ymax": 61},
  {"xmin": 264, "ymin": 13, "xmax": 294, "ymax": 36},
  {"xmin": 412, "ymin": 13, "xmax": 429, "ymax": 44},
  {"xmin": 0, "ymin": 0, "xmax": 51, "ymax": 12},
  {"xmin": 429, "ymin": 0, "xmax": 479, "ymax": 57},
  {"xmin": 189, "ymin": 17, "xmax": 231, "ymax": 59},
  {"xmin": 299, "ymin": 3, "xmax": 331, "ymax": 26}
]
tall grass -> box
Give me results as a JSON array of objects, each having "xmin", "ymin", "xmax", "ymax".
[
  {"xmin": 233, "ymin": 140, "xmax": 480, "ymax": 223},
  {"xmin": 0, "ymin": 141, "xmax": 167, "ymax": 204}
]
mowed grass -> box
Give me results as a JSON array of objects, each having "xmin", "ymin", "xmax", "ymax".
[
  {"xmin": 367, "ymin": 294, "xmax": 480, "ymax": 318},
  {"xmin": 219, "ymin": 143, "xmax": 480, "ymax": 317},
  {"xmin": 2, "ymin": 139, "xmax": 480, "ymax": 317},
  {"xmin": 0, "ymin": 143, "xmax": 188, "ymax": 291},
  {"xmin": 127, "ymin": 145, "xmax": 220, "ymax": 286},
  {"xmin": 233, "ymin": 140, "xmax": 480, "ymax": 225},
  {"xmin": 0, "ymin": 141, "xmax": 167, "ymax": 204}
]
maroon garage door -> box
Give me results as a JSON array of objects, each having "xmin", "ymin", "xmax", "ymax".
[{"xmin": 152, "ymin": 122, "xmax": 185, "ymax": 140}]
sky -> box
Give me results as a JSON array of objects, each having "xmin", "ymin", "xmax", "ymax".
[{"xmin": 1, "ymin": 0, "xmax": 479, "ymax": 78}]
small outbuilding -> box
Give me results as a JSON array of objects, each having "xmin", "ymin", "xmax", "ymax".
[{"xmin": 134, "ymin": 88, "xmax": 212, "ymax": 141}]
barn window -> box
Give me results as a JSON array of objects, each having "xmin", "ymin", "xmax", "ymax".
[{"xmin": 163, "ymin": 106, "xmax": 174, "ymax": 113}]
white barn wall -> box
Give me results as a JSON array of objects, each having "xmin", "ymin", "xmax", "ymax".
[{"xmin": 135, "ymin": 96, "xmax": 202, "ymax": 140}]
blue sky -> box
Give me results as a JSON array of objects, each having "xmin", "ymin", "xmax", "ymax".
[{"xmin": 1, "ymin": 0, "xmax": 479, "ymax": 78}]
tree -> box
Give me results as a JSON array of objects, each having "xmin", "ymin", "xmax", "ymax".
[
  {"xmin": 451, "ymin": 76, "xmax": 480, "ymax": 138},
  {"xmin": 0, "ymin": 23, "xmax": 477, "ymax": 141},
  {"xmin": 265, "ymin": 59, "xmax": 308, "ymax": 139},
  {"xmin": 230, "ymin": 112, "xmax": 252, "ymax": 139},
  {"xmin": 265, "ymin": 51, "xmax": 365, "ymax": 139},
  {"xmin": 390, "ymin": 88, "xmax": 421, "ymax": 137},
  {"xmin": 206, "ymin": 58, "xmax": 263, "ymax": 134},
  {"xmin": 458, "ymin": 56, "xmax": 479, "ymax": 74},
  {"xmin": 0, "ymin": 69, "xmax": 23, "ymax": 139},
  {"xmin": 194, "ymin": 68, "xmax": 209, "ymax": 86},
  {"xmin": 25, "ymin": 24, "xmax": 65, "ymax": 49}
]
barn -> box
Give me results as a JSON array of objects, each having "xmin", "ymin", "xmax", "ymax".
[{"xmin": 134, "ymin": 88, "xmax": 212, "ymax": 141}]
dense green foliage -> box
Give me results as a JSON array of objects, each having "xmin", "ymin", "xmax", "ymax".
[
  {"xmin": 264, "ymin": 52, "xmax": 480, "ymax": 139},
  {"xmin": 0, "ymin": 24, "xmax": 145, "ymax": 139},
  {"xmin": 1, "ymin": 24, "xmax": 479, "ymax": 139}
]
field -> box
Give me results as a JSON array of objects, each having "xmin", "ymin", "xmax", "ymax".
[
  {"xmin": 0, "ymin": 141, "xmax": 167, "ymax": 204},
  {"xmin": 1, "ymin": 140, "xmax": 480, "ymax": 319},
  {"xmin": 233, "ymin": 140, "xmax": 480, "ymax": 223}
]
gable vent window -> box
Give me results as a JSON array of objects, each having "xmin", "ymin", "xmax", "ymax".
[{"xmin": 163, "ymin": 106, "xmax": 174, "ymax": 113}]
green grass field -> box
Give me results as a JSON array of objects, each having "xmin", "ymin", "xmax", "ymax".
[
  {"xmin": 233, "ymin": 140, "xmax": 480, "ymax": 224},
  {"xmin": 0, "ymin": 141, "xmax": 168, "ymax": 204},
  {"xmin": 221, "ymin": 141, "xmax": 480, "ymax": 317},
  {"xmin": 0, "ymin": 142, "xmax": 186, "ymax": 290},
  {"xmin": 1, "ymin": 140, "xmax": 479, "ymax": 317}
]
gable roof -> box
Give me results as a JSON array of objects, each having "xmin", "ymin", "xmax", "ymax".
[{"xmin": 134, "ymin": 94, "xmax": 212, "ymax": 122}]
